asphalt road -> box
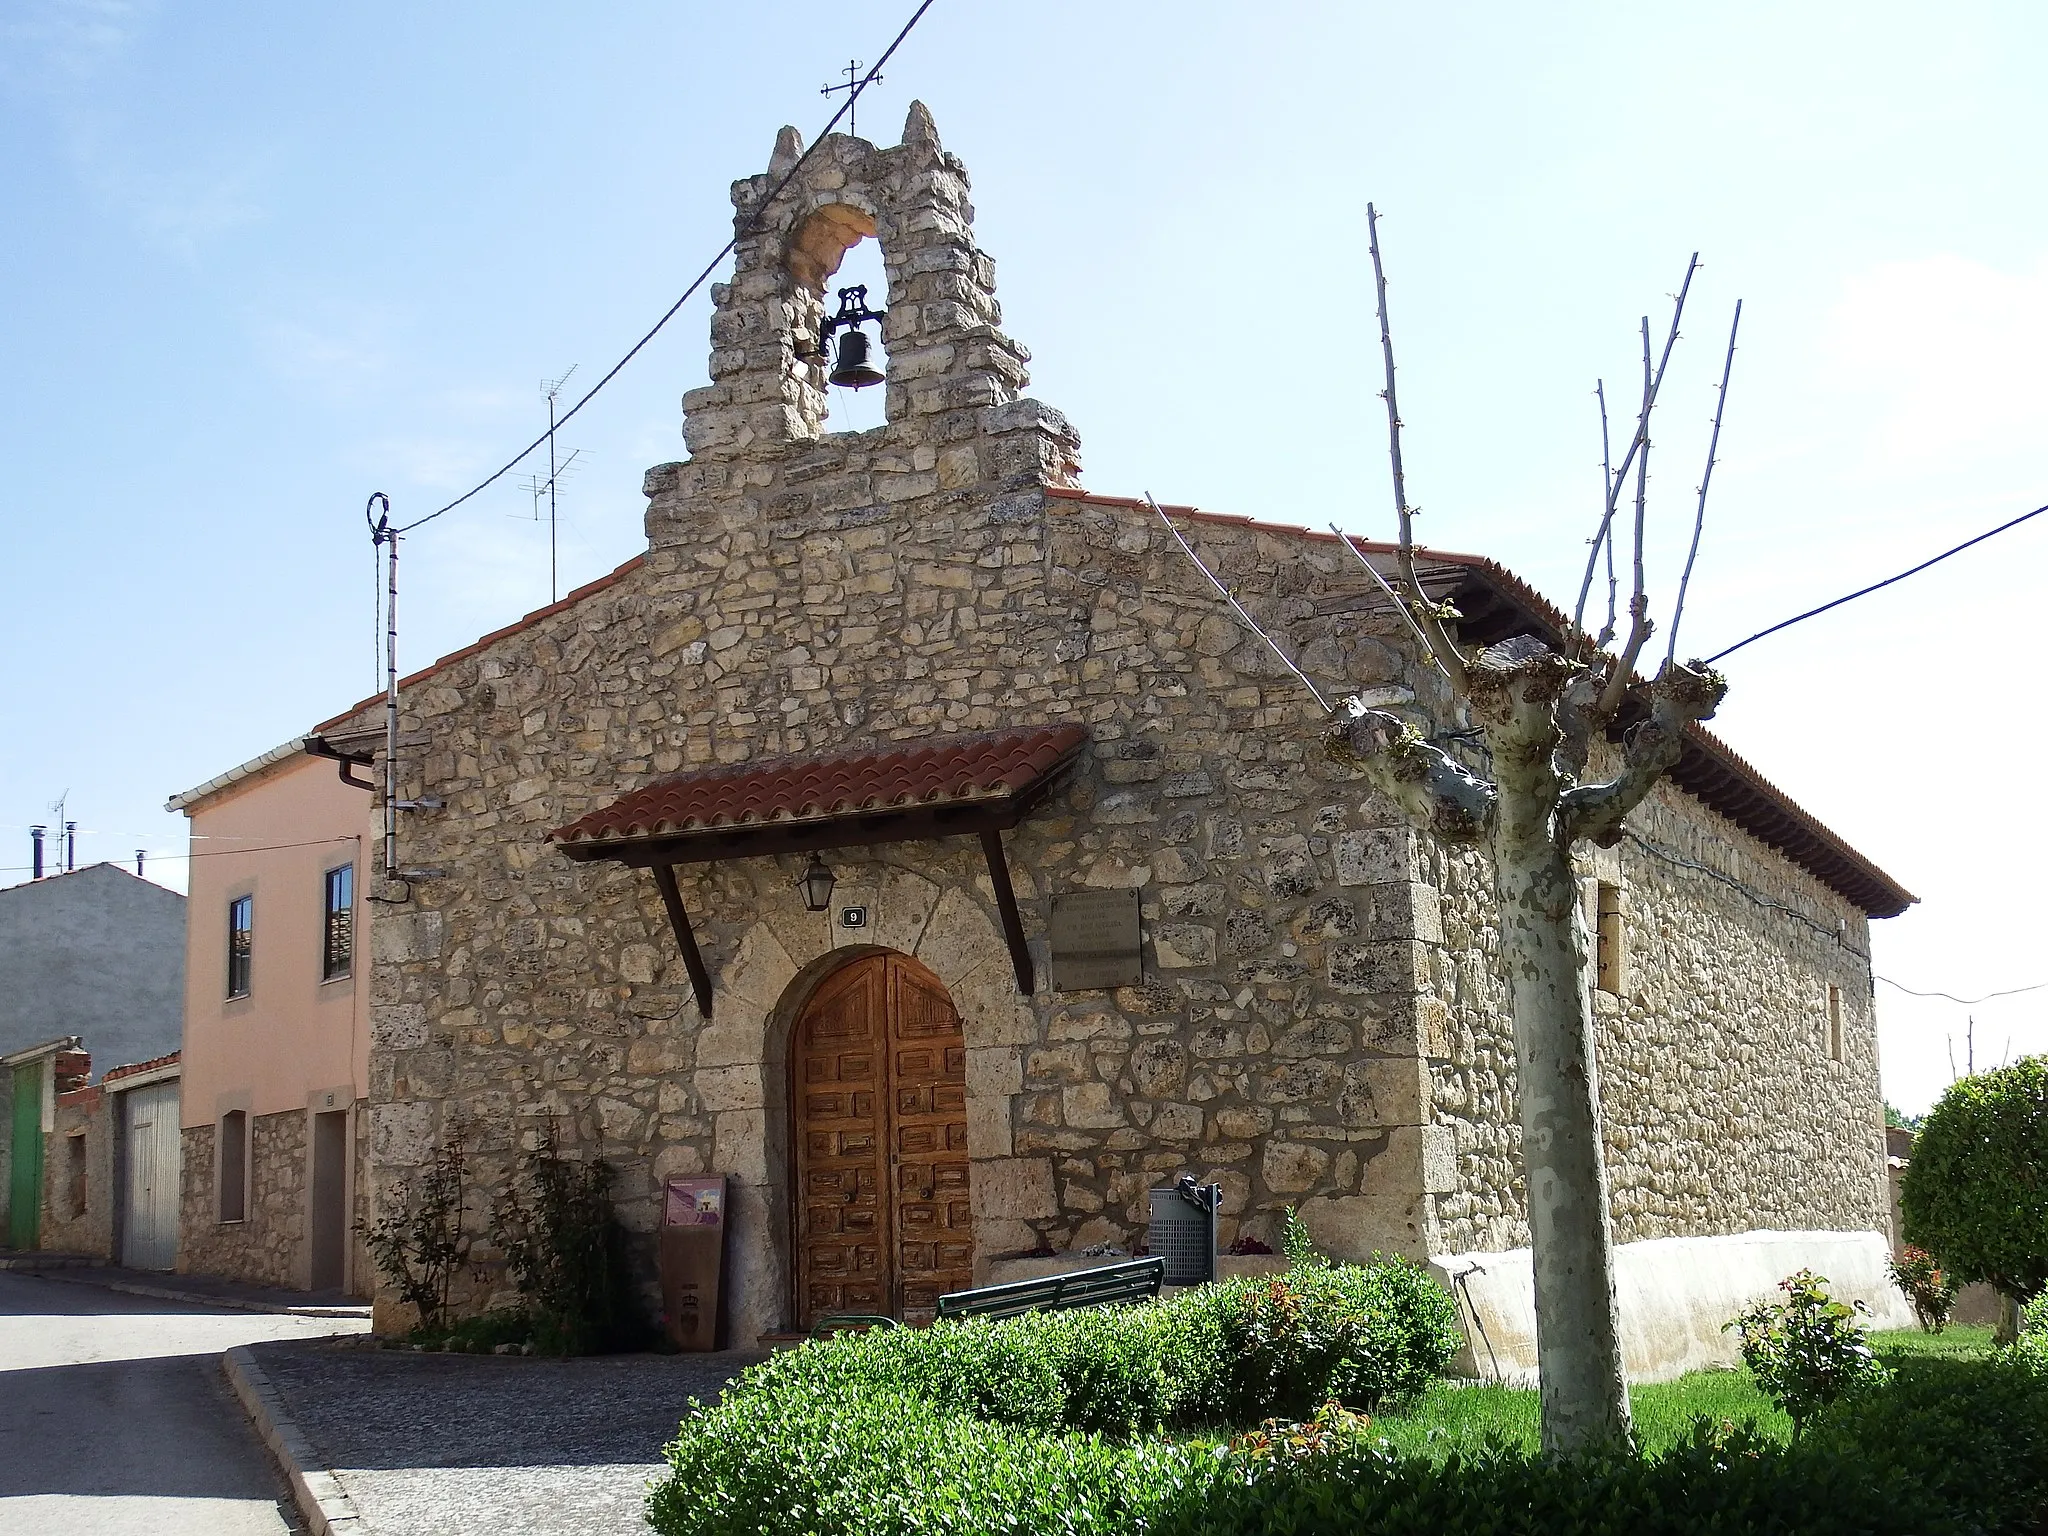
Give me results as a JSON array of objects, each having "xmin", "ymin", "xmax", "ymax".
[{"xmin": 0, "ymin": 1270, "xmax": 367, "ymax": 1535}]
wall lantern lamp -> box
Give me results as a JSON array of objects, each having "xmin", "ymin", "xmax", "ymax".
[
  {"xmin": 800, "ymin": 854, "xmax": 838, "ymax": 913},
  {"xmin": 819, "ymin": 284, "xmax": 887, "ymax": 389}
]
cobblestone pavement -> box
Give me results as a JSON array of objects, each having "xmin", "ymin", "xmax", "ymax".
[{"xmin": 248, "ymin": 1338, "xmax": 765, "ymax": 1536}]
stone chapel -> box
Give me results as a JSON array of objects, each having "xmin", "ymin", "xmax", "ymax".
[{"xmin": 299, "ymin": 105, "xmax": 1915, "ymax": 1365}]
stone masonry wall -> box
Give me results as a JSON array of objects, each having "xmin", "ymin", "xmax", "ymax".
[
  {"xmin": 1428, "ymin": 756, "xmax": 1887, "ymax": 1255},
  {"xmin": 176, "ymin": 1109, "xmax": 307, "ymax": 1288},
  {"xmin": 42, "ymin": 1086, "xmax": 114, "ymax": 1260},
  {"xmin": 342, "ymin": 109, "xmax": 1891, "ymax": 1336}
]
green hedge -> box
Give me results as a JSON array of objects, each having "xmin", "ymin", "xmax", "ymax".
[
  {"xmin": 648, "ymin": 1259, "xmax": 1461, "ymax": 1534},
  {"xmin": 649, "ymin": 1282, "xmax": 2048, "ymax": 1536}
]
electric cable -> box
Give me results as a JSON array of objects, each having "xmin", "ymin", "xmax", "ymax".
[
  {"xmin": 1874, "ymin": 976, "xmax": 2046, "ymax": 1006},
  {"xmin": 1703, "ymin": 500, "xmax": 2047, "ymax": 664},
  {"xmin": 0, "ymin": 835, "xmax": 359, "ymax": 877},
  {"xmin": 392, "ymin": 0, "xmax": 939, "ymax": 537}
]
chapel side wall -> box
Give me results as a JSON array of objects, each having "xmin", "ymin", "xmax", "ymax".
[{"xmin": 1428, "ymin": 768, "xmax": 1886, "ymax": 1255}]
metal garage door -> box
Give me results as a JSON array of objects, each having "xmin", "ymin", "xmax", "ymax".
[{"xmin": 119, "ymin": 1081, "xmax": 181, "ymax": 1271}]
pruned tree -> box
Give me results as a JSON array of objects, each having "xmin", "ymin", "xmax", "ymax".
[{"xmin": 1316, "ymin": 210, "xmax": 1742, "ymax": 1451}]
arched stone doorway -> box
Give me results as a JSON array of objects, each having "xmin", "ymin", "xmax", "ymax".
[{"xmin": 790, "ymin": 950, "xmax": 973, "ymax": 1328}]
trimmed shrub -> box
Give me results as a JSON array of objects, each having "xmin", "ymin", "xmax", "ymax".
[
  {"xmin": 651, "ymin": 1298, "xmax": 2048, "ymax": 1536},
  {"xmin": 648, "ymin": 1258, "xmax": 1462, "ymax": 1534},
  {"xmin": 1902, "ymin": 1056, "xmax": 2048, "ymax": 1332}
]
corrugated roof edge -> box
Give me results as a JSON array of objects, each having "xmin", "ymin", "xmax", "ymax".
[
  {"xmin": 104, "ymin": 1049, "xmax": 181, "ymax": 1084},
  {"xmin": 1048, "ymin": 487, "xmax": 1915, "ymax": 919},
  {"xmin": 166, "ymin": 736, "xmax": 312, "ymax": 813}
]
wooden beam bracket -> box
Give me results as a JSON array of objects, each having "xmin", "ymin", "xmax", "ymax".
[
  {"xmin": 978, "ymin": 827, "xmax": 1035, "ymax": 996},
  {"xmin": 649, "ymin": 863, "xmax": 714, "ymax": 1020}
]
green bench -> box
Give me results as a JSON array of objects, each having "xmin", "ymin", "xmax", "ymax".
[
  {"xmin": 809, "ymin": 1257, "xmax": 1168, "ymax": 1339},
  {"xmin": 936, "ymin": 1257, "xmax": 1166, "ymax": 1323}
]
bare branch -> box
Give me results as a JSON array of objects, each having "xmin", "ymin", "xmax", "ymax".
[
  {"xmin": 1329, "ymin": 525, "xmax": 1454, "ymax": 683},
  {"xmin": 1596, "ymin": 319, "xmax": 1657, "ymax": 719},
  {"xmin": 1324, "ymin": 701, "xmax": 1496, "ymax": 842},
  {"xmin": 1559, "ymin": 662, "xmax": 1727, "ymax": 847},
  {"xmin": 1573, "ymin": 379, "xmax": 1617, "ymax": 637},
  {"xmin": 1148, "ymin": 493, "xmax": 1333, "ymax": 714},
  {"xmin": 1367, "ymin": 203, "xmax": 1468, "ymax": 692},
  {"xmin": 1603, "ymin": 491, "xmax": 1618, "ymax": 647},
  {"xmin": 1570, "ymin": 254, "xmax": 1700, "ymax": 654},
  {"xmin": 1665, "ymin": 300, "xmax": 1741, "ymax": 669}
]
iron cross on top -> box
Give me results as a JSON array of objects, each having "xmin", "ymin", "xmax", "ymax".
[{"xmin": 821, "ymin": 59, "xmax": 879, "ymax": 138}]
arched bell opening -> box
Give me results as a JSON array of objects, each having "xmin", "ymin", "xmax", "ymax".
[
  {"xmin": 778, "ymin": 946, "xmax": 973, "ymax": 1329},
  {"xmin": 785, "ymin": 202, "xmax": 892, "ymax": 433}
]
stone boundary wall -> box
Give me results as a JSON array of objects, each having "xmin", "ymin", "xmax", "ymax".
[{"xmin": 177, "ymin": 1108, "xmax": 307, "ymax": 1288}]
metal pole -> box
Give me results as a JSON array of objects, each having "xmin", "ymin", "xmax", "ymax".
[
  {"xmin": 365, "ymin": 492, "xmax": 398, "ymax": 882},
  {"xmin": 547, "ymin": 392, "xmax": 558, "ymax": 604},
  {"xmin": 384, "ymin": 525, "xmax": 400, "ymax": 879}
]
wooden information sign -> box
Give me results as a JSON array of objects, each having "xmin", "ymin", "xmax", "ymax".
[{"xmin": 1049, "ymin": 888, "xmax": 1143, "ymax": 991}]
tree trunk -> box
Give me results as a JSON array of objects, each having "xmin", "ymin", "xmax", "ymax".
[{"xmin": 1491, "ymin": 727, "xmax": 1633, "ymax": 1451}]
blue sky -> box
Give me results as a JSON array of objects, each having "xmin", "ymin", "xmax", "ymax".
[{"xmin": 2, "ymin": 0, "xmax": 2042, "ymax": 1111}]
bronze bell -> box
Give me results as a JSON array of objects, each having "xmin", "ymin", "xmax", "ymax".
[{"xmin": 828, "ymin": 327, "xmax": 884, "ymax": 389}]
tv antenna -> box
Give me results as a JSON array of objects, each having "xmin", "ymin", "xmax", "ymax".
[
  {"xmin": 524, "ymin": 367, "xmax": 583, "ymax": 603},
  {"xmin": 822, "ymin": 59, "xmax": 879, "ymax": 138}
]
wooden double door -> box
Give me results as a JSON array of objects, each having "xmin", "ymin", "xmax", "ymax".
[{"xmin": 793, "ymin": 953, "xmax": 974, "ymax": 1327}]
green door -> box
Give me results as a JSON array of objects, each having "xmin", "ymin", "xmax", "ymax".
[{"xmin": 8, "ymin": 1062, "xmax": 42, "ymax": 1251}]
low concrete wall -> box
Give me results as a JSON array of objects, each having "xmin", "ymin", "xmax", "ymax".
[{"xmin": 1431, "ymin": 1229, "xmax": 1915, "ymax": 1384}]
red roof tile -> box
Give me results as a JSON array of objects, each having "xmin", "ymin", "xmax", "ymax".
[{"xmin": 550, "ymin": 725, "xmax": 1090, "ymax": 850}]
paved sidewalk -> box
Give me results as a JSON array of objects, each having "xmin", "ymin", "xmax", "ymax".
[
  {"xmin": 244, "ymin": 1336, "xmax": 763, "ymax": 1536},
  {"xmin": 36, "ymin": 1263, "xmax": 371, "ymax": 1318}
]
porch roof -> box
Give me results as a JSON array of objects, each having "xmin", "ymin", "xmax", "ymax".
[{"xmin": 548, "ymin": 723, "xmax": 1090, "ymax": 865}]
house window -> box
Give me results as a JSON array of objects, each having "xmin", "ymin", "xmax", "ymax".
[
  {"xmin": 219, "ymin": 1110, "xmax": 248, "ymax": 1222},
  {"xmin": 226, "ymin": 895, "xmax": 253, "ymax": 999},
  {"xmin": 1828, "ymin": 985, "xmax": 1844, "ymax": 1062},
  {"xmin": 1595, "ymin": 882, "xmax": 1625, "ymax": 995},
  {"xmin": 322, "ymin": 864, "xmax": 355, "ymax": 981}
]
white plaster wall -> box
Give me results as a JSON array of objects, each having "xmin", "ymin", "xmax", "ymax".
[{"xmin": 1430, "ymin": 1228, "xmax": 1916, "ymax": 1384}]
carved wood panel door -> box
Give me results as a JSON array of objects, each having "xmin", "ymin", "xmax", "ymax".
[{"xmin": 793, "ymin": 953, "xmax": 973, "ymax": 1328}]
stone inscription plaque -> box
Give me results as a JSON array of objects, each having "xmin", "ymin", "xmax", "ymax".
[{"xmin": 1050, "ymin": 888, "xmax": 1143, "ymax": 991}]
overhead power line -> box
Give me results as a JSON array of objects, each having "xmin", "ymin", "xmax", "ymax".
[
  {"xmin": 1704, "ymin": 499, "xmax": 2047, "ymax": 664},
  {"xmin": 394, "ymin": 0, "xmax": 939, "ymax": 537},
  {"xmin": 1876, "ymin": 975, "xmax": 2047, "ymax": 1007},
  {"xmin": 0, "ymin": 835, "xmax": 360, "ymax": 877}
]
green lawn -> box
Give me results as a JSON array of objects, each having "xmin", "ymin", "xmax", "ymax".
[{"xmin": 1365, "ymin": 1326, "xmax": 1998, "ymax": 1459}]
